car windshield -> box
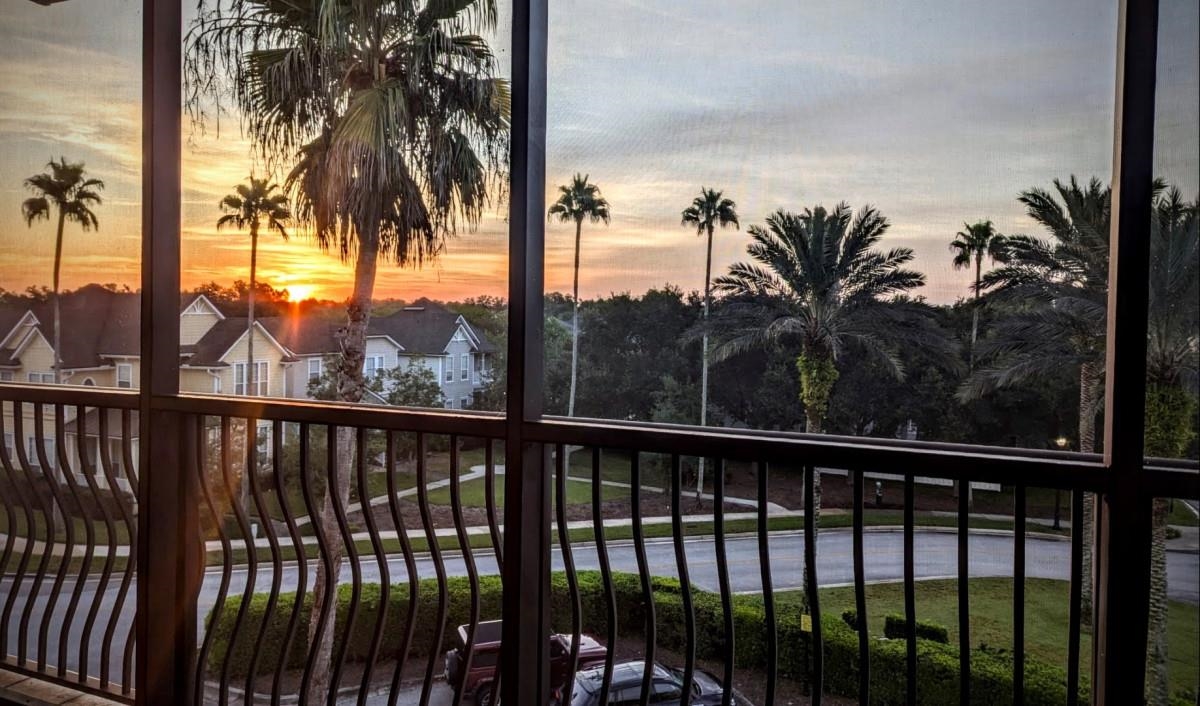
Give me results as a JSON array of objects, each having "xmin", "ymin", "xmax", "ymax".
[{"xmin": 569, "ymin": 677, "xmax": 598, "ymax": 705}]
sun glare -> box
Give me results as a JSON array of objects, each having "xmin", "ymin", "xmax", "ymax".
[{"xmin": 285, "ymin": 283, "xmax": 319, "ymax": 301}]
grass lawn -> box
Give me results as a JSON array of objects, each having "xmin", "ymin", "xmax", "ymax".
[
  {"xmin": 774, "ymin": 578, "xmax": 1198, "ymax": 699},
  {"xmin": 1167, "ymin": 498, "xmax": 1199, "ymax": 527},
  {"xmin": 423, "ymin": 474, "xmax": 629, "ymax": 507}
]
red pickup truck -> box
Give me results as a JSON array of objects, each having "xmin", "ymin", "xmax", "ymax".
[{"xmin": 444, "ymin": 620, "xmax": 608, "ymax": 704}]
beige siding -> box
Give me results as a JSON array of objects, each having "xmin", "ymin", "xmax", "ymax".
[
  {"xmin": 16, "ymin": 331, "xmax": 56, "ymax": 380},
  {"xmin": 219, "ymin": 327, "xmax": 289, "ymax": 397},
  {"xmin": 180, "ymin": 368, "xmax": 222, "ymax": 394},
  {"xmin": 180, "ymin": 309, "xmax": 220, "ymax": 346}
]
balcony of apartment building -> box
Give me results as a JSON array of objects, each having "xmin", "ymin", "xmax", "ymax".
[{"xmin": 0, "ymin": 0, "xmax": 1198, "ymax": 705}]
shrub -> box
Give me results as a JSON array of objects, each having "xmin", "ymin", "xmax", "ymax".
[
  {"xmin": 883, "ymin": 613, "xmax": 950, "ymax": 644},
  {"xmin": 206, "ymin": 571, "xmax": 1086, "ymax": 704}
]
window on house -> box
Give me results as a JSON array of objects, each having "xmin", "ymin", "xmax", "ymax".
[
  {"xmin": 445, "ymin": 399, "xmax": 454, "ymax": 410},
  {"xmin": 444, "ymin": 356, "xmax": 453, "ymax": 382},
  {"xmin": 116, "ymin": 364, "xmax": 133, "ymax": 389},
  {"xmin": 28, "ymin": 437, "xmax": 56, "ymax": 469},
  {"xmin": 460, "ymin": 396, "xmax": 470, "ymax": 409},
  {"xmin": 460, "ymin": 353, "xmax": 469, "ymax": 381},
  {"xmin": 0, "ymin": 371, "xmax": 13, "ymax": 382},
  {"xmin": 235, "ymin": 361, "xmax": 269, "ymax": 396},
  {"xmin": 3, "ymin": 432, "xmax": 12, "ymax": 459},
  {"xmin": 26, "ymin": 372, "xmax": 54, "ymax": 384},
  {"xmin": 308, "ymin": 357, "xmax": 322, "ymax": 381},
  {"xmin": 363, "ymin": 355, "xmax": 385, "ymax": 378},
  {"xmin": 82, "ymin": 378, "xmax": 96, "ymax": 386}
]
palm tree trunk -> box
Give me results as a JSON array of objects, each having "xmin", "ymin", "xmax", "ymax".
[
  {"xmin": 568, "ymin": 218, "xmax": 582, "ymax": 418},
  {"xmin": 798, "ymin": 354, "xmax": 834, "ymax": 614},
  {"xmin": 243, "ymin": 223, "xmax": 258, "ymax": 513},
  {"xmin": 1077, "ymin": 360, "xmax": 1100, "ymax": 626},
  {"xmin": 307, "ymin": 233, "xmax": 376, "ymax": 703},
  {"xmin": 52, "ymin": 209, "xmax": 65, "ymax": 385},
  {"xmin": 697, "ymin": 224, "xmax": 713, "ymax": 499}
]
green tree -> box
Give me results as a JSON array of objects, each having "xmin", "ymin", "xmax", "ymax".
[
  {"xmin": 547, "ymin": 174, "xmax": 610, "ymax": 418},
  {"xmin": 1143, "ymin": 188, "xmax": 1198, "ymax": 706},
  {"xmin": 711, "ymin": 204, "xmax": 944, "ymax": 607},
  {"xmin": 21, "ymin": 158, "xmax": 104, "ymax": 384},
  {"xmin": 962, "ymin": 176, "xmax": 1155, "ymax": 624},
  {"xmin": 682, "ymin": 187, "xmax": 739, "ymax": 497},
  {"xmin": 217, "ymin": 176, "xmax": 291, "ymax": 403},
  {"xmin": 187, "ymin": 1, "xmax": 509, "ymax": 697},
  {"xmin": 949, "ymin": 219, "xmax": 1007, "ymax": 367}
]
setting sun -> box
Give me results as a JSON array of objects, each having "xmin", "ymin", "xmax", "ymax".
[{"xmin": 284, "ymin": 283, "xmax": 319, "ymax": 301}]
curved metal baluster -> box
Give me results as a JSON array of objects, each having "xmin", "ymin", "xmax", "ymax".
[
  {"xmin": 298, "ymin": 422, "xmax": 337, "ymax": 705},
  {"xmin": 760, "ymin": 462, "xmax": 779, "ymax": 706},
  {"xmin": 327, "ymin": 426, "xmax": 363, "ymax": 705},
  {"xmin": 1065, "ymin": 491, "xmax": 1084, "ymax": 706},
  {"xmin": 449, "ymin": 436, "xmax": 481, "ymax": 706},
  {"xmin": 53, "ymin": 404, "xmax": 96, "ymax": 679},
  {"xmin": 555, "ymin": 445, "xmax": 581, "ymax": 704},
  {"xmin": 356, "ymin": 427, "xmax": 391, "ymax": 706},
  {"xmin": 591, "ymin": 448, "xmax": 616, "ymax": 705},
  {"xmin": 630, "ymin": 452, "xmax": 655, "ymax": 704},
  {"xmin": 958, "ymin": 485, "xmax": 970, "ymax": 704},
  {"xmin": 415, "ymin": 433, "xmax": 448, "ymax": 706},
  {"xmin": 119, "ymin": 408, "xmax": 138, "ymax": 694},
  {"xmin": 852, "ymin": 469, "xmax": 869, "ymax": 702},
  {"xmin": 217, "ymin": 418, "xmax": 258, "ymax": 704},
  {"xmin": 671, "ymin": 454, "xmax": 696, "ymax": 706},
  {"xmin": 903, "ymin": 474, "xmax": 917, "ymax": 705},
  {"xmin": 193, "ymin": 415, "xmax": 233, "ymax": 706},
  {"xmin": 75, "ymin": 404, "xmax": 120, "ymax": 685},
  {"xmin": 31, "ymin": 404, "xmax": 72, "ymax": 673},
  {"xmin": 12, "ymin": 405, "xmax": 55, "ymax": 669},
  {"xmin": 1013, "ymin": 484, "xmax": 1026, "ymax": 706},
  {"xmin": 96, "ymin": 406, "xmax": 133, "ymax": 691},
  {"xmin": 483, "ymin": 439, "xmax": 504, "ymax": 704},
  {"xmin": 271, "ymin": 420, "xmax": 309, "ymax": 706},
  {"xmin": 712, "ymin": 458, "xmax": 734, "ymax": 706},
  {"xmin": 384, "ymin": 431, "xmax": 420, "ymax": 706},
  {"xmin": 0, "ymin": 402, "xmax": 38, "ymax": 664},
  {"xmin": 802, "ymin": 464, "xmax": 819, "ymax": 706},
  {"xmin": 245, "ymin": 418, "xmax": 284, "ymax": 701}
]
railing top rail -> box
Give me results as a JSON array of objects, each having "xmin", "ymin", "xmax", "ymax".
[{"xmin": 0, "ymin": 384, "xmax": 139, "ymax": 410}]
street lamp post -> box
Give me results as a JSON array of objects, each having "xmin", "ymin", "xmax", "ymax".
[{"xmin": 1053, "ymin": 436, "xmax": 1069, "ymax": 529}]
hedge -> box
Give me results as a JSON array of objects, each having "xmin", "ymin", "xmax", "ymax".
[{"xmin": 207, "ymin": 571, "xmax": 1087, "ymax": 704}]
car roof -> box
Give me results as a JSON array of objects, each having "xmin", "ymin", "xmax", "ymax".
[{"xmin": 576, "ymin": 660, "xmax": 672, "ymax": 689}]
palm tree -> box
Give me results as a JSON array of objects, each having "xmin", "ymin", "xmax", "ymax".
[
  {"xmin": 949, "ymin": 219, "xmax": 1007, "ymax": 367},
  {"xmin": 682, "ymin": 187, "xmax": 738, "ymax": 497},
  {"xmin": 217, "ymin": 176, "xmax": 291, "ymax": 402},
  {"xmin": 186, "ymin": 1, "xmax": 508, "ymax": 699},
  {"xmin": 1142, "ymin": 188, "xmax": 1198, "ymax": 706},
  {"xmin": 548, "ymin": 173, "xmax": 610, "ymax": 418},
  {"xmin": 710, "ymin": 204, "xmax": 943, "ymax": 603},
  {"xmin": 961, "ymin": 176, "xmax": 1142, "ymax": 624},
  {"xmin": 21, "ymin": 158, "xmax": 104, "ymax": 384}
]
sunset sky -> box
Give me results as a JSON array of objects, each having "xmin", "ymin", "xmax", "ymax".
[{"xmin": 0, "ymin": 0, "xmax": 1196, "ymax": 305}]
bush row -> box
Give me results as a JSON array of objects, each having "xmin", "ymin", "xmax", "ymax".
[{"xmin": 207, "ymin": 571, "xmax": 1086, "ymax": 704}]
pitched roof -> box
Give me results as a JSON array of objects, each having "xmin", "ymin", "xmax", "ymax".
[
  {"xmin": 28, "ymin": 285, "xmax": 139, "ymax": 368},
  {"xmin": 368, "ymin": 299, "xmax": 496, "ymax": 355},
  {"xmin": 64, "ymin": 407, "xmax": 141, "ymax": 440},
  {"xmin": 263, "ymin": 314, "xmax": 340, "ymax": 356},
  {"xmin": 184, "ymin": 317, "xmax": 298, "ymax": 368}
]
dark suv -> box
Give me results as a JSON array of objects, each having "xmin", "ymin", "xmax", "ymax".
[
  {"xmin": 567, "ymin": 661, "xmax": 753, "ymax": 706},
  {"xmin": 444, "ymin": 620, "xmax": 608, "ymax": 704}
]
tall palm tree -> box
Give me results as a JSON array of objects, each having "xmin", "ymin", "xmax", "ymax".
[
  {"xmin": 187, "ymin": 1, "xmax": 508, "ymax": 699},
  {"xmin": 949, "ymin": 219, "xmax": 1007, "ymax": 367},
  {"xmin": 21, "ymin": 158, "xmax": 104, "ymax": 384},
  {"xmin": 711, "ymin": 204, "xmax": 943, "ymax": 604},
  {"xmin": 548, "ymin": 173, "xmax": 610, "ymax": 418},
  {"xmin": 682, "ymin": 187, "xmax": 738, "ymax": 497},
  {"xmin": 1143, "ymin": 188, "xmax": 1198, "ymax": 706},
  {"xmin": 217, "ymin": 176, "xmax": 291, "ymax": 403},
  {"xmin": 962, "ymin": 176, "xmax": 1163, "ymax": 627}
]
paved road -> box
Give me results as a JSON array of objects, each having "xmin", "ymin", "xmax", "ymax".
[{"xmin": 2, "ymin": 528, "xmax": 1197, "ymax": 696}]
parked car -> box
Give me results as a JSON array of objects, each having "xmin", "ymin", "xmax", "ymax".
[
  {"xmin": 444, "ymin": 620, "xmax": 608, "ymax": 704},
  {"xmin": 567, "ymin": 660, "xmax": 753, "ymax": 706}
]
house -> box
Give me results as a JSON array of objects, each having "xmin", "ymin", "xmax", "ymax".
[{"xmin": 0, "ymin": 285, "xmax": 498, "ymax": 485}]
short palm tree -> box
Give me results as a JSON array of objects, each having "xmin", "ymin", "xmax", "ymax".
[
  {"xmin": 1143, "ymin": 188, "xmax": 1198, "ymax": 706},
  {"xmin": 682, "ymin": 187, "xmax": 738, "ymax": 497},
  {"xmin": 216, "ymin": 176, "xmax": 291, "ymax": 400},
  {"xmin": 711, "ymin": 204, "xmax": 941, "ymax": 569},
  {"xmin": 548, "ymin": 173, "xmax": 610, "ymax": 417},
  {"xmin": 21, "ymin": 158, "xmax": 104, "ymax": 384},
  {"xmin": 962, "ymin": 175, "xmax": 1164, "ymax": 627},
  {"xmin": 187, "ymin": 1, "xmax": 509, "ymax": 699},
  {"xmin": 949, "ymin": 219, "xmax": 1007, "ymax": 367}
]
